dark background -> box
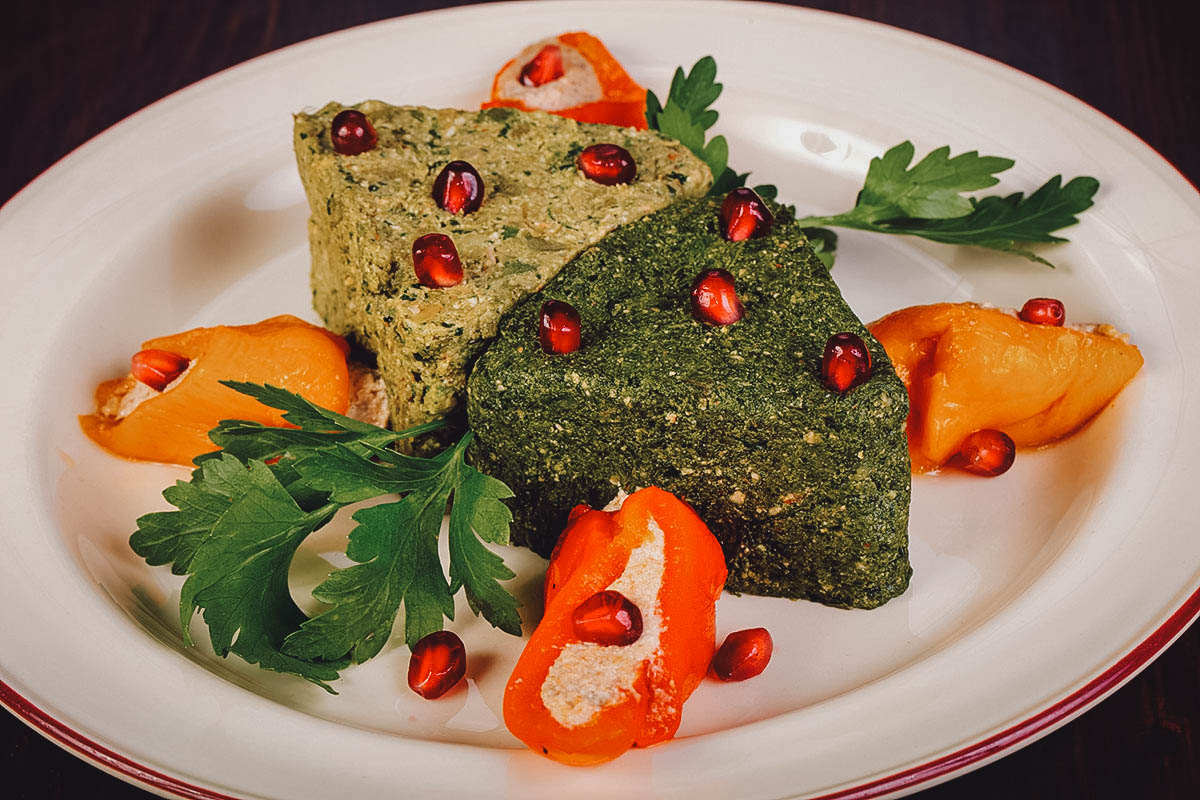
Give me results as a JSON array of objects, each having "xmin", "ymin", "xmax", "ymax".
[{"xmin": 2, "ymin": 1, "xmax": 1197, "ymax": 797}]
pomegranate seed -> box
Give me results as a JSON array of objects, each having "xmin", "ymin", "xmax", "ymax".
[
  {"xmin": 576, "ymin": 144, "xmax": 637, "ymax": 186},
  {"xmin": 957, "ymin": 429, "xmax": 1016, "ymax": 477},
  {"xmin": 539, "ymin": 299, "xmax": 581, "ymax": 354},
  {"xmin": 330, "ymin": 109, "xmax": 378, "ymax": 156},
  {"xmin": 407, "ymin": 630, "xmax": 466, "ymax": 699},
  {"xmin": 712, "ymin": 628, "xmax": 774, "ymax": 681},
  {"xmin": 412, "ymin": 233, "xmax": 464, "ymax": 288},
  {"xmin": 1019, "ymin": 297, "xmax": 1065, "ymax": 327},
  {"xmin": 719, "ymin": 187, "xmax": 773, "ymax": 242},
  {"xmin": 572, "ymin": 590, "xmax": 643, "ymax": 646},
  {"xmin": 691, "ymin": 268, "xmax": 745, "ymax": 326},
  {"xmin": 432, "ymin": 160, "xmax": 484, "ymax": 215},
  {"xmin": 519, "ymin": 44, "xmax": 565, "ymax": 87},
  {"xmin": 821, "ymin": 332, "xmax": 873, "ymax": 393},
  {"xmin": 130, "ymin": 349, "xmax": 190, "ymax": 392}
]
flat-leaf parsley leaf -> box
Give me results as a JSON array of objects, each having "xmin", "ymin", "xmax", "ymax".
[
  {"xmin": 282, "ymin": 434, "xmax": 521, "ymax": 664},
  {"xmin": 130, "ymin": 383, "xmax": 521, "ymax": 692},
  {"xmin": 795, "ymin": 142, "xmax": 1098, "ymax": 267},
  {"xmin": 648, "ymin": 58, "xmax": 1100, "ymax": 268},
  {"xmin": 646, "ymin": 56, "xmax": 759, "ymax": 199}
]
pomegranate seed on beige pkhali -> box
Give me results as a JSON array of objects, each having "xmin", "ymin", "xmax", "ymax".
[
  {"xmin": 432, "ymin": 160, "xmax": 484, "ymax": 215},
  {"xmin": 330, "ymin": 109, "xmax": 377, "ymax": 156},
  {"xmin": 412, "ymin": 233, "xmax": 464, "ymax": 288},
  {"xmin": 576, "ymin": 143, "xmax": 637, "ymax": 186}
]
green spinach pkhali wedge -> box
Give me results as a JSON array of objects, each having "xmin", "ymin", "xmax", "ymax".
[{"xmin": 468, "ymin": 198, "xmax": 912, "ymax": 608}]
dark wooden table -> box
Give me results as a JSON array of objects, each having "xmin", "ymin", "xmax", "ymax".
[{"xmin": 2, "ymin": 1, "xmax": 1197, "ymax": 797}]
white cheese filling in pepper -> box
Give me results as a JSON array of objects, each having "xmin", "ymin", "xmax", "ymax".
[{"xmin": 540, "ymin": 514, "xmax": 665, "ymax": 728}]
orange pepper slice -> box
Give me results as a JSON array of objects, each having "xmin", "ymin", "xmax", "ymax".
[
  {"xmin": 482, "ymin": 32, "xmax": 648, "ymax": 129},
  {"xmin": 868, "ymin": 303, "xmax": 1143, "ymax": 470},
  {"xmin": 504, "ymin": 487, "xmax": 726, "ymax": 765},
  {"xmin": 80, "ymin": 315, "xmax": 351, "ymax": 466}
]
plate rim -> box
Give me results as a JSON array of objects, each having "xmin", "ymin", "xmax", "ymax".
[
  {"xmin": 3, "ymin": 2, "xmax": 1199, "ymax": 799},
  {"xmin": 4, "ymin": 587, "xmax": 1197, "ymax": 800}
]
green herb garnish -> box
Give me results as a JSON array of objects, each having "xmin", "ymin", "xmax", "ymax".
[
  {"xmin": 645, "ymin": 56, "xmax": 769, "ymax": 198},
  {"xmin": 130, "ymin": 382, "xmax": 521, "ymax": 692},
  {"xmin": 647, "ymin": 57, "xmax": 1099, "ymax": 268},
  {"xmin": 795, "ymin": 142, "xmax": 1099, "ymax": 267}
]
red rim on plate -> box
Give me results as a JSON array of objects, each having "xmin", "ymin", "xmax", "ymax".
[
  {"xmin": 3, "ymin": 584, "xmax": 1197, "ymax": 799},
  {"xmin": 2, "ymin": 3, "xmax": 1198, "ymax": 799}
]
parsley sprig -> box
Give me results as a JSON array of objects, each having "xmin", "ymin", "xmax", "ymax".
[
  {"xmin": 130, "ymin": 382, "xmax": 521, "ymax": 692},
  {"xmin": 646, "ymin": 56, "xmax": 775, "ymax": 198},
  {"xmin": 647, "ymin": 57, "xmax": 1099, "ymax": 268},
  {"xmin": 796, "ymin": 142, "xmax": 1099, "ymax": 267}
]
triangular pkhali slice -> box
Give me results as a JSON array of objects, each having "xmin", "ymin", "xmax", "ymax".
[
  {"xmin": 468, "ymin": 198, "xmax": 913, "ymax": 608},
  {"xmin": 294, "ymin": 102, "xmax": 710, "ymax": 443}
]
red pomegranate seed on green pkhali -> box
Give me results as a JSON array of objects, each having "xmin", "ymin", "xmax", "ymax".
[
  {"xmin": 719, "ymin": 187, "xmax": 773, "ymax": 242},
  {"xmin": 821, "ymin": 332, "xmax": 872, "ymax": 393},
  {"xmin": 539, "ymin": 299, "xmax": 582, "ymax": 354},
  {"xmin": 690, "ymin": 268, "xmax": 744, "ymax": 325}
]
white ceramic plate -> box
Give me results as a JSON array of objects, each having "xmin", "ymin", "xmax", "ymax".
[{"xmin": 2, "ymin": 2, "xmax": 1198, "ymax": 798}]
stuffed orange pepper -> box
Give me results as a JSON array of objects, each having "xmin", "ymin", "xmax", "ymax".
[
  {"xmin": 869, "ymin": 301, "xmax": 1143, "ymax": 471},
  {"xmin": 80, "ymin": 315, "xmax": 355, "ymax": 466},
  {"xmin": 483, "ymin": 32, "xmax": 648, "ymax": 129},
  {"xmin": 504, "ymin": 486, "xmax": 726, "ymax": 765}
]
